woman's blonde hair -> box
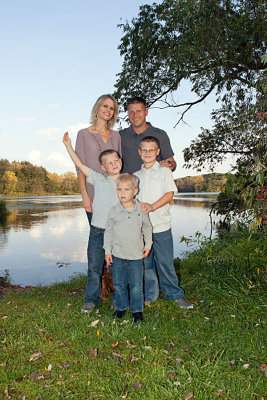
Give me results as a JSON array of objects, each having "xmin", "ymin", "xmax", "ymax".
[{"xmin": 90, "ymin": 94, "xmax": 119, "ymax": 128}]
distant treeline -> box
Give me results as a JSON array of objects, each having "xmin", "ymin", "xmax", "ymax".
[
  {"xmin": 0, "ymin": 159, "xmax": 79, "ymax": 196},
  {"xmin": 175, "ymin": 173, "xmax": 228, "ymax": 193}
]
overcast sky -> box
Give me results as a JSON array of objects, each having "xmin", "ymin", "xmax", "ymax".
[{"xmin": 0, "ymin": 0, "xmax": 232, "ymax": 179}]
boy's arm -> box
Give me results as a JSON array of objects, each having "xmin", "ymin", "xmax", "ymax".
[
  {"xmin": 103, "ymin": 210, "xmax": 115, "ymax": 265},
  {"xmin": 140, "ymin": 191, "xmax": 174, "ymax": 214},
  {"xmin": 142, "ymin": 213, "xmax": 153, "ymax": 257},
  {"xmin": 62, "ymin": 132, "xmax": 89, "ymax": 177}
]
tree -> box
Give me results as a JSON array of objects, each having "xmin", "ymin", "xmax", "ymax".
[
  {"xmin": 2, "ymin": 171, "xmax": 18, "ymax": 194},
  {"xmin": 114, "ymin": 0, "xmax": 266, "ymax": 224},
  {"xmin": 115, "ymin": 0, "xmax": 266, "ymax": 117}
]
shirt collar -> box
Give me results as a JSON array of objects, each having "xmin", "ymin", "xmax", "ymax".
[
  {"xmin": 141, "ymin": 161, "xmax": 160, "ymax": 171},
  {"xmin": 129, "ymin": 122, "xmax": 152, "ymax": 136}
]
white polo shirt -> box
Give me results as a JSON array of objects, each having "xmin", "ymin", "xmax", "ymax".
[{"xmin": 135, "ymin": 161, "xmax": 177, "ymax": 233}]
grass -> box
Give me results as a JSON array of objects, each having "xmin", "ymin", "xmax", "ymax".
[{"xmin": 0, "ymin": 228, "xmax": 266, "ymax": 399}]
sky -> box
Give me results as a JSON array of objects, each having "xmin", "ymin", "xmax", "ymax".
[{"xmin": 0, "ymin": 0, "xmax": 232, "ymax": 179}]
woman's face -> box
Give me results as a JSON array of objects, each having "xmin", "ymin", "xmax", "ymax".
[{"xmin": 97, "ymin": 98, "xmax": 115, "ymax": 122}]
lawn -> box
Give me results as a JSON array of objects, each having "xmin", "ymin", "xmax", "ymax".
[{"xmin": 0, "ymin": 228, "xmax": 266, "ymax": 399}]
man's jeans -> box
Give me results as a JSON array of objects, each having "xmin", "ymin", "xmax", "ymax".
[
  {"xmin": 111, "ymin": 256, "xmax": 144, "ymax": 313},
  {"xmin": 144, "ymin": 228, "xmax": 184, "ymax": 302},
  {"xmin": 85, "ymin": 225, "xmax": 105, "ymax": 305}
]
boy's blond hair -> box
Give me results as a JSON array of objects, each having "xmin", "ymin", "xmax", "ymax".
[{"xmin": 117, "ymin": 173, "xmax": 139, "ymax": 189}]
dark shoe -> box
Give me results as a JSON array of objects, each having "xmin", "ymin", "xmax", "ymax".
[
  {"xmin": 133, "ymin": 312, "xmax": 144, "ymax": 323},
  {"xmin": 81, "ymin": 302, "xmax": 95, "ymax": 313},
  {"xmin": 175, "ymin": 298, "xmax": 194, "ymax": 309},
  {"xmin": 113, "ymin": 310, "xmax": 126, "ymax": 319}
]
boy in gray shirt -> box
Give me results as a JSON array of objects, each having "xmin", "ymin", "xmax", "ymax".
[
  {"xmin": 104, "ymin": 173, "xmax": 152, "ymax": 323},
  {"xmin": 63, "ymin": 132, "xmax": 122, "ymax": 313}
]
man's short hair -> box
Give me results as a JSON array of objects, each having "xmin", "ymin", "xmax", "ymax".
[
  {"xmin": 117, "ymin": 173, "xmax": 139, "ymax": 189},
  {"xmin": 139, "ymin": 136, "xmax": 160, "ymax": 149},
  {"xmin": 127, "ymin": 96, "xmax": 147, "ymax": 109},
  {"xmin": 98, "ymin": 149, "xmax": 121, "ymax": 165}
]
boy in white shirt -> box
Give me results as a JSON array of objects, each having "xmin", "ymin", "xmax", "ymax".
[{"xmin": 135, "ymin": 136, "xmax": 193, "ymax": 309}]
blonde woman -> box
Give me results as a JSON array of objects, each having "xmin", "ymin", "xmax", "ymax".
[{"xmin": 75, "ymin": 94, "xmax": 121, "ymax": 301}]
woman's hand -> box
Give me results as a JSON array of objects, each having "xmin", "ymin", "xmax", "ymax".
[{"xmin": 82, "ymin": 194, "xmax": 93, "ymax": 213}]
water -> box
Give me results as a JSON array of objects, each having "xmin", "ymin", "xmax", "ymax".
[{"xmin": 0, "ymin": 194, "xmax": 218, "ymax": 286}]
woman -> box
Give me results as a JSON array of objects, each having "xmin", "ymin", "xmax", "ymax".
[{"xmin": 75, "ymin": 94, "xmax": 121, "ymax": 300}]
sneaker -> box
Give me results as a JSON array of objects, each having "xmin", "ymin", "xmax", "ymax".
[
  {"xmin": 133, "ymin": 312, "xmax": 144, "ymax": 323},
  {"xmin": 113, "ymin": 310, "xmax": 126, "ymax": 319},
  {"xmin": 175, "ymin": 298, "xmax": 194, "ymax": 309},
  {"xmin": 81, "ymin": 302, "xmax": 95, "ymax": 313}
]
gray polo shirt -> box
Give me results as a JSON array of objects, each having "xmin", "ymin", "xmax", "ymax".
[
  {"xmin": 119, "ymin": 122, "xmax": 174, "ymax": 173},
  {"xmin": 86, "ymin": 170, "xmax": 119, "ymax": 229},
  {"xmin": 104, "ymin": 201, "xmax": 153, "ymax": 260}
]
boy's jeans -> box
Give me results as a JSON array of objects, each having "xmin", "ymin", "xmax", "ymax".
[
  {"xmin": 111, "ymin": 256, "xmax": 144, "ymax": 313},
  {"xmin": 144, "ymin": 228, "xmax": 184, "ymax": 302},
  {"xmin": 85, "ymin": 225, "xmax": 105, "ymax": 305}
]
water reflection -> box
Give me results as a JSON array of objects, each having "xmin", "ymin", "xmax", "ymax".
[{"xmin": 0, "ymin": 194, "xmax": 218, "ymax": 286}]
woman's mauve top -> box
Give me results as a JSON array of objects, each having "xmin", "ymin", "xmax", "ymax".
[{"xmin": 75, "ymin": 128, "xmax": 122, "ymax": 200}]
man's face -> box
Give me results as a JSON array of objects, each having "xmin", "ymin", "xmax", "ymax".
[
  {"xmin": 127, "ymin": 103, "xmax": 148, "ymax": 129},
  {"xmin": 101, "ymin": 153, "xmax": 122, "ymax": 175}
]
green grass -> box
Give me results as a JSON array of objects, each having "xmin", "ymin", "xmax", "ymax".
[{"xmin": 0, "ymin": 229, "xmax": 266, "ymax": 399}]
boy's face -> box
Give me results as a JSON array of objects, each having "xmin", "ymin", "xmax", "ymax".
[
  {"xmin": 101, "ymin": 153, "xmax": 122, "ymax": 175},
  {"xmin": 138, "ymin": 141, "xmax": 160, "ymax": 163},
  {"xmin": 117, "ymin": 181, "xmax": 138, "ymax": 204}
]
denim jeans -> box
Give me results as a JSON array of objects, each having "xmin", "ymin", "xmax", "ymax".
[
  {"xmin": 86, "ymin": 211, "xmax": 92, "ymax": 225},
  {"xmin": 111, "ymin": 256, "xmax": 144, "ymax": 313},
  {"xmin": 84, "ymin": 225, "xmax": 105, "ymax": 305},
  {"xmin": 144, "ymin": 228, "xmax": 184, "ymax": 301}
]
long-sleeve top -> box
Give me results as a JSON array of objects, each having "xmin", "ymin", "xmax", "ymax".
[{"xmin": 104, "ymin": 200, "xmax": 152, "ymax": 260}]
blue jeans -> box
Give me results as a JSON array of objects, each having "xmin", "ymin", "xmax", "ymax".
[
  {"xmin": 85, "ymin": 225, "xmax": 105, "ymax": 305},
  {"xmin": 111, "ymin": 256, "xmax": 144, "ymax": 313},
  {"xmin": 86, "ymin": 211, "xmax": 92, "ymax": 225},
  {"xmin": 144, "ymin": 229, "xmax": 184, "ymax": 302}
]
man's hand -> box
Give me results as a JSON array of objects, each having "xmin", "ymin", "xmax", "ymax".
[
  {"xmin": 143, "ymin": 248, "xmax": 150, "ymax": 258},
  {"xmin": 140, "ymin": 202, "xmax": 154, "ymax": 214},
  {"xmin": 159, "ymin": 157, "xmax": 176, "ymax": 171},
  {"xmin": 105, "ymin": 254, "xmax": 113, "ymax": 266}
]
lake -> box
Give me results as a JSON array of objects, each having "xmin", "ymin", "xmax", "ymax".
[{"xmin": 0, "ymin": 194, "xmax": 218, "ymax": 287}]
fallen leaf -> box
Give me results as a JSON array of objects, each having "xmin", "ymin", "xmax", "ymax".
[
  {"xmin": 182, "ymin": 392, "xmax": 194, "ymax": 400},
  {"xmin": 112, "ymin": 352, "xmax": 124, "ymax": 359},
  {"xmin": 97, "ymin": 329, "xmax": 100, "ymax": 337},
  {"xmin": 166, "ymin": 372, "xmax": 177, "ymax": 380},
  {"xmin": 174, "ymin": 381, "xmax": 181, "ymax": 386},
  {"xmin": 90, "ymin": 319, "xmax": 99, "ymax": 327},
  {"xmin": 29, "ymin": 351, "xmax": 42, "ymax": 362},
  {"xmin": 30, "ymin": 371, "xmax": 44, "ymax": 381},
  {"xmin": 87, "ymin": 381, "xmax": 91, "ymax": 386},
  {"xmin": 46, "ymin": 364, "xmax": 52, "ymax": 371},
  {"xmin": 126, "ymin": 341, "xmax": 137, "ymax": 348},
  {"xmin": 59, "ymin": 362, "xmax": 73, "ymax": 368},
  {"xmin": 111, "ymin": 342, "xmax": 119, "ymax": 348},
  {"xmin": 214, "ymin": 392, "xmax": 225, "ymax": 397},
  {"xmin": 230, "ymin": 360, "xmax": 236, "ymax": 366},
  {"xmin": 133, "ymin": 381, "xmax": 142, "ymax": 390},
  {"xmin": 1, "ymin": 316, "xmax": 8, "ymax": 319},
  {"xmin": 47, "ymin": 303, "xmax": 50, "ymax": 307},
  {"xmin": 144, "ymin": 346, "xmax": 152, "ymax": 350},
  {"xmin": 89, "ymin": 348, "xmax": 98, "ymax": 357},
  {"xmin": 259, "ymin": 364, "xmax": 267, "ymax": 378},
  {"xmin": 243, "ymin": 363, "xmax": 250, "ymax": 369}
]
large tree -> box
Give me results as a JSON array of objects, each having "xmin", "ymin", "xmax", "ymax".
[{"xmin": 115, "ymin": 0, "xmax": 266, "ymax": 223}]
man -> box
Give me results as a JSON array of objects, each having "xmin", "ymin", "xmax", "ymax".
[{"xmin": 119, "ymin": 96, "xmax": 176, "ymax": 173}]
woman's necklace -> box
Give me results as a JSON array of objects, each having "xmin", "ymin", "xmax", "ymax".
[{"xmin": 88, "ymin": 128, "xmax": 114, "ymax": 155}]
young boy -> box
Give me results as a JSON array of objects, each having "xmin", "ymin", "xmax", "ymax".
[
  {"xmin": 104, "ymin": 173, "xmax": 152, "ymax": 323},
  {"xmin": 62, "ymin": 132, "xmax": 122, "ymax": 313},
  {"xmin": 135, "ymin": 136, "xmax": 193, "ymax": 309}
]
